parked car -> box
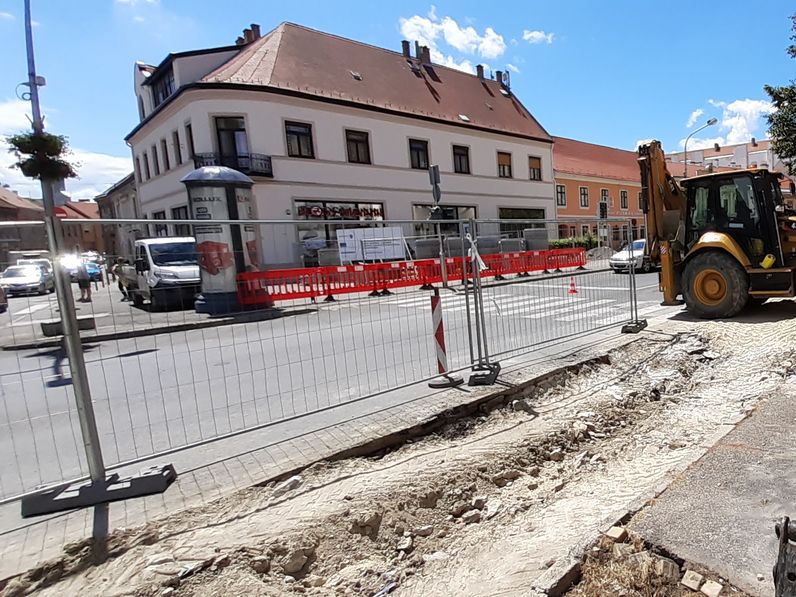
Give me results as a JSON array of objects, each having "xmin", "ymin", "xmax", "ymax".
[
  {"xmin": 0, "ymin": 264, "xmax": 55, "ymax": 296},
  {"xmin": 60, "ymin": 255, "xmax": 102, "ymax": 281},
  {"xmin": 0, "ymin": 285, "xmax": 7, "ymax": 313},
  {"xmin": 17, "ymin": 257, "xmax": 53, "ymax": 275},
  {"xmin": 609, "ymin": 239, "xmax": 654, "ymax": 273}
]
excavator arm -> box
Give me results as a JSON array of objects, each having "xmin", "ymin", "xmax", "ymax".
[{"xmin": 637, "ymin": 141, "xmax": 687, "ymax": 304}]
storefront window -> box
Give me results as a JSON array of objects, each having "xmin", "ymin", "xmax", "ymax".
[
  {"xmin": 412, "ymin": 204, "xmax": 476, "ymax": 236},
  {"xmin": 294, "ymin": 200, "xmax": 384, "ymax": 266},
  {"xmin": 498, "ymin": 207, "xmax": 545, "ymax": 237}
]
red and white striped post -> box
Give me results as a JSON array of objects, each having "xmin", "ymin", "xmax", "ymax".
[{"xmin": 428, "ymin": 288, "xmax": 464, "ymax": 388}]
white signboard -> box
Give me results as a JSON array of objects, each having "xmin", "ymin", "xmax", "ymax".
[
  {"xmin": 235, "ymin": 188, "xmax": 260, "ymax": 271},
  {"xmin": 336, "ymin": 227, "xmax": 406, "ymax": 263}
]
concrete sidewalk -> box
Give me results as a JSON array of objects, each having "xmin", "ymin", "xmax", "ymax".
[
  {"xmin": 631, "ymin": 384, "xmax": 796, "ymax": 597},
  {"xmin": 0, "ymin": 324, "xmax": 645, "ymax": 583}
]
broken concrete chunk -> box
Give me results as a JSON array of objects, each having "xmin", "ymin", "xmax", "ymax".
[
  {"xmin": 612, "ymin": 542, "xmax": 635, "ymax": 558},
  {"xmin": 305, "ymin": 575, "xmax": 326, "ymax": 587},
  {"xmin": 250, "ymin": 556, "xmax": 270, "ymax": 574},
  {"xmin": 527, "ymin": 466, "xmax": 540, "ymax": 477},
  {"xmin": 549, "ymin": 450, "xmax": 564, "ymax": 462},
  {"xmin": 681, "ymin": 570, "xmax": 704, "ymax": 591},
  {"xmin": 471, "ymin": 496, "xmax": 487, "ymax": 510},
  {"xmin": 423, "ymin": 551, "xmax": 450, "ymax": 563},
  {"xmin": 413, "ymin": 525, "xmax": 433, "ymax": 537},
  {"xmin": 461, "ymin": 509, "xmax": 482, "ymax": 524},
  {"xmin": 485, "ymin": 500, "xmax": 502, "ymax": 519},
  {"xmin": 273, "ymin": 475, "xmax": 302, "ymax": 498},
  {"xmin": 283, "ymin": 550, "xmax": 308, "ymax": 574},
  {"xmin": 512, "ymin": 399, "xmax": 536, "ymax": 414},
  {"xmin": 396, "ymin": 536, "xmax": 413, "ymax": 552},
  {"xmin": 604, "ymin": 526, "xmax": 628, "ymax": 542},
  {"xmin": 449, "ymin": 502, "xmax": 469, "ymax": 517},
  {"xmin": 700, "ymin": 579, "xmax": 723, "ymax": 597},
  {"xmin": 418, "ymin": 489, "xmax": 441, "ymax": 508},
  {"xmin": 652, "ymin": 555, "xmax": 680, "ymax": 581}
]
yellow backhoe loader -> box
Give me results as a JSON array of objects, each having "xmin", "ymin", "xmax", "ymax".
[{"xmin": 638, "ymin": 140, "xmax": 796, "ymax": 318}]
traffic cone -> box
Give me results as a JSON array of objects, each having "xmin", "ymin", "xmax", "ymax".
[{"xmin": 568, "ymin": 277, "xmax": 578, "ymax": 295}]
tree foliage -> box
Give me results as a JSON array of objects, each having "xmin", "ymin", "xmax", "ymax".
[
  {"xmin": 6, "ymin": 131, "xmax": 78, "ymax": 181},
  {"xmin": 765, "ymin": 13, "xmax": 796, "ymax": 175}
]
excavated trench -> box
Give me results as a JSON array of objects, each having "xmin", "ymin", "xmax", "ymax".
[{"xmin": 6, "ymin": 328, "xmax": 795, "ymax": 597}]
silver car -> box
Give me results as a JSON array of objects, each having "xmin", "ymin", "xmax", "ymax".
[
  {"xmin": 609, "ymin": 239, "xmax": 654, "ymax": 273},
  {"xmin": 0, "ymin": 264, "xmax": 55, "ymax": 296}
]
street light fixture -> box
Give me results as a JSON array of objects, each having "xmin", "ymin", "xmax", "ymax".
[{"xmin": 683, "ymin": 117, "xmax": 719, "ymax": 178}]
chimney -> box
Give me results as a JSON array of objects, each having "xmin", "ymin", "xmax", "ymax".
[
  {"xmin": 751, "ymin": 136, "xmax": 757, "ymax": 146},
  {"xmin": 401, "ymin": 40, "xmax": 410, "ymax": 57},
  {"xmin": 414, "ymin": 41, "xmax": 422, "ymax": 60},
  {"xmin": 235, "ymin": 36, "xmax": 245, "ymax": 46},
  {"xmin": 243, "ymin": 28, "xmax": 253, "ymax": 43},
  {"xmin": 495, "ymin": 70, "xmax": 503, "ymax": 85},
  {"xmin": 476, "ymin": 64, "xmax": 484, "ymax": 79},
  {"xmin": 251, "ymin": 23, "xmax": 261, "ymax": 40},
  {"xmin": 422, "ymin": 46, "xmax": 431, "ymax": 64}
]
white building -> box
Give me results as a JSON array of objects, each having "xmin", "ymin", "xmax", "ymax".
[
  {"xmin": 668, "ymin": 138, "xmax": 788, "ymax": 172},
  {"xmin": 95, "ymin": 173, "xmax": 141, "ymax": 257},
  {"xmin": 126, "ymin": 22, "xmax": 555, "ymax": 266}
]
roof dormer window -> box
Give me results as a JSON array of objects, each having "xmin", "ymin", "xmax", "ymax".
[{"xmin": 152, "ymin": 67, "xmax": 176, "ymax": 108}]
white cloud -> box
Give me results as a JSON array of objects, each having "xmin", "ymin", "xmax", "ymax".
[
  {"xmin": 506, "ymin": 63, "xmax": 520, "ymax": 73},
  {"xmin": 399, "ymin": 8, "xmax": 506, "ymax": 68},
  {"xmin": 133, "ymin": 15, "xmax": 145, "ymax": 23},
  {"xmin": 522, "ymin": 30, "xmax": 554, "ymax": 44},
  {"xmin": 0, "ymin": 12, "xmax": 14, "ymax": 20},
  {"xmin": 686, "ymin": 108, "xmax": 704, "ymax": 128},
  {"xmin": 678, "ymin": 98, "xmax": 774, "ymax": 150},
  {"xmin": 0, "ymin": 99, "xmax": 131, "ymax": 200}
]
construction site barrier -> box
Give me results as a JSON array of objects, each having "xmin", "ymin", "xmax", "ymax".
[{"xmin": 236, "ymin": 248, "xmax": 586, "ymax": 306}]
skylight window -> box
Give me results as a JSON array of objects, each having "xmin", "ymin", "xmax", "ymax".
[
  {"xmin": 350, "ymin": 71, "xmax": 362, "ymax": 81},
  {"xmin": 458, "ymin": 114, "xmax": 470, "ymax": 122}
]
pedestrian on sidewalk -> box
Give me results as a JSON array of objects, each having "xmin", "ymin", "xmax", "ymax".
[
  {"xmin": 76, "ymin": 260, "xmax": 91, "ymax": 302},
  {"xmin": 111, "ymin": 258, "xmax": 129, "ymax": 302}
]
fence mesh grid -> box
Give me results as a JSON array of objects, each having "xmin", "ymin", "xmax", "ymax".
[{"xmin": 0, "ymin": 216, "xmax": 645, "ymax": 501}]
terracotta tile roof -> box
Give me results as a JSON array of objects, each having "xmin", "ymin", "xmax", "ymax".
[
  {"xmin": 553, "ymin": 137, "xmax": 639, "ymax": 182},
  {"xmin": 61, "ymin": 201, "xmax": 99, "ymax": 219},
  {"xmin": 0, "ymin": 187, "xmax": 44, "ymax": 213},
  {"xmin": 202, "ymin": 23, "xmax": 551, "ymax": 142}
]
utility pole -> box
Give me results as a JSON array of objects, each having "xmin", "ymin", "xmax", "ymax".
[{"xmin": 23, "ymin": 0, "xmax": 106, "ymax": 485}]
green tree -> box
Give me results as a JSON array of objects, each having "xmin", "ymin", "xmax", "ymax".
[{"xmin": 765, "ymin": 13, "xmax": 796, "ymax": 175}]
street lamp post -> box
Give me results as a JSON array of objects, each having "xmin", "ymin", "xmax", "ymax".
[{"xmin": 683, "ymin": 118, "xmax": 718, "ymax": 178}]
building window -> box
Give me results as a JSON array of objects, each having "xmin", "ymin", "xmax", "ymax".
[
  {"xmin": 152, "ymin": 210, "xmax": 167, "ymax": 237},
  {"xmin": 409, "ymin": 139, "xmax": 429, "ymax": 169},
  {"xmin": 135, "ymin": 157, "xmax": 142, "ymax": 183},
  {"xmin": 345, "ymin": 130, "xmax": 371, "ymax": 164},
  {"xmin": 497, "ymin": 207, "xmax": 545, "ymax": 236},
  {"xmin": 152, "ymin": 68, "xmax": 176, "ymax": 108},
  {"xmin": 528, "ymin": 156, "xmax": 542, "ymax": 181},
  {"xmin": 171, "ymin": 206, "xmax": 190, "ymax": 237},
  {"xmin": 556, "ymin": 184, "xmax": 566, "ymax": 206},
  {"xmin": 161, "ymin": 139, "xmax": 170, "ymax": 171},
  {"xmin": 581, "ymin": 224, "xmax": 590, "ymax": 236},
  {"xmin": 185, "ymin": 122, "xmax": 195, "ymax": 159},
  {"xmin": 620, "ymin": 189, "xmax": 628, "ymax": 210},
  {"xmin": 579, "ymin": 186, "xmax": 589, "ymax": 208},
  {"xmin": 152, "ymin": 145, "xmax": 160, "ymax": 176},
  {"xmin": 497, "ymin": 152, "xmax": 512, "ymax": 178},
  {"xmin": 638, "ymin": 191, "xmax": 643, "ymax": 210},
  {"xmin": 285, "ymin": 121, "xmax": 315, "ymax": 158},
  {"xmin": 412, "ymin": 204, "xmax": 476, "ymax": 235},
  {"xmin": 172, "ymin": 131, "xmax": 182, "ymax": 165},
  {"xmin": 601, "ymin": 188, "xmax": 609, "ymax": 207},
  {"xmin": 143, "ymin": 153, "xmax": 151, "ymax": 180},
  {"xmin": 452, "ymin": 145, "xmax": 470, "ymax": 174}
]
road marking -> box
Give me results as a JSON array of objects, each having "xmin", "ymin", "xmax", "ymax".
[
  {"xmin": 555, "ymin": 299, "xmax": 622, "ymax": 321},
  {"xmin": 11, "ymin": 304, "xmax": 50, "ymax": 319}
]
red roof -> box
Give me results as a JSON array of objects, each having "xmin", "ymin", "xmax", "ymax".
[
  {"xmin": 202, "ymin": 23, "xmax": 551, "ymax": 142},
  {"xmin": 60, "ymin": 201, "xmax": 99, "ymax": 219},
  {"xmin": 553, "ymin": 137, "xmax": 639, "ymax": 182}
]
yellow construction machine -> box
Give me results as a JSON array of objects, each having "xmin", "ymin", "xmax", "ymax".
[{"xmin": 638, "ymin": 141, "xmax": 796, "ymax": 318}]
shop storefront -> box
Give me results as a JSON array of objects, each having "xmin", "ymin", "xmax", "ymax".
[{"xmin": 294, "ymin": 200, "xmax": 384, "ymax": 266}]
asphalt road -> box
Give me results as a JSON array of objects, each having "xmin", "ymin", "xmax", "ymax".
[{"xmin": 0, "ymin": 266, "xmax": 672, "ymax": 501}]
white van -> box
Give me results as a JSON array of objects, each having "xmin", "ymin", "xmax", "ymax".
[{"xmin": 121, "ymin": 238, "xmax": 200, "ymax": 310}]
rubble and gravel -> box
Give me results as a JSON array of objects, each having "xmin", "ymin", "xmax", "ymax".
[{"xmin": 4, "ymin": 323, "xmax": 794, "ymax": 597}]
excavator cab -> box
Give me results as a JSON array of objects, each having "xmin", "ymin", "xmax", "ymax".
[{"xmin": 639, "ymin": 140, "xmax": 796, "ymax": 319}]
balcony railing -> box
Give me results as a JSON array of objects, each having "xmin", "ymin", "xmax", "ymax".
[{"xmin": 193, "ymin": 153, "xmax": 273, "ymax": 177}]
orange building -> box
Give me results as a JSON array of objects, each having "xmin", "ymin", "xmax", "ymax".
[{"xmin": 552, "ymin": 136, "xmax": 645, "ymax": 249}]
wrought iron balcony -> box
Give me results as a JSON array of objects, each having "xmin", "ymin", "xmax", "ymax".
[{"xmin": 193, "ymin": 153, "xmax": 273, "ymax": 177}]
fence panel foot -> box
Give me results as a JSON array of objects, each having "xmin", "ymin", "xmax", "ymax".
[
  {"xmin": 20, "ymin": 465, "xmax": 177, "ymax": 518},
  {"xmin": 621, "ymin": 319, "xmax": 648, "ymax": 334},
  {"xmin": 468, "ymin": 362, "xmax": 501, "ymax": 386},
  {"xmin": 428, "ymin": 373, "xmax": 465, "ymax": 389}
]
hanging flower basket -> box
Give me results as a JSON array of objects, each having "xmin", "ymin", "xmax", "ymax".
[{"xmin": 7, "ymin": 132, "xmax": 78, "ymax": 181}]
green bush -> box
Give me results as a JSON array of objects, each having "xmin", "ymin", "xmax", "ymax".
[{"xmin": 549, "ymin": 233, "xmax": 598, "ymax": 249}]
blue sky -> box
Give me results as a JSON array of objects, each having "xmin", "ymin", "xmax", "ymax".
[{"xmin": 0, "ymin": 0, "xmax": 793, "ymax": 198}]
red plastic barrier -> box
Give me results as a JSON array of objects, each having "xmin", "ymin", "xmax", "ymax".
[{"xmin": 236, "ymin": 248, "xmax": 586, "ymax": 306}]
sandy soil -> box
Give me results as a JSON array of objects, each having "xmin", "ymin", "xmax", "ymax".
[{"xmin": 4, "ymin": 314, "xmax": 795, "ymax": 597}]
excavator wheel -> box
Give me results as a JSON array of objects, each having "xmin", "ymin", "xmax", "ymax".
[{"xmin": 682, "ymin": 251, "xmax": 748, "ymax": 319}]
